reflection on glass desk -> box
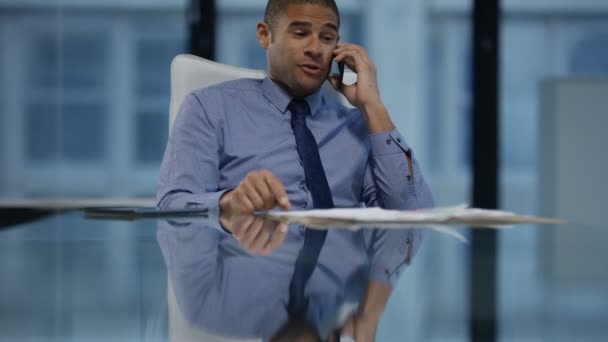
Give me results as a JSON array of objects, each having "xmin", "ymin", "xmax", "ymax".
[{"xmin": 1, "ymin": 212, "xmax": 608, "ymax": 341}]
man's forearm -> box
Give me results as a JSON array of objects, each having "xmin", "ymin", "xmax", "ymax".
[
  {"xmin": 360, "ymin": 102, "xmax": 394, "ymax": 134},
  {"xmin": 359, "ymin": 280, "xmax": 392, "ymax": 320}
]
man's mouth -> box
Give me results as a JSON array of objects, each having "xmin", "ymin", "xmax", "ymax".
[{"xmin": 299, "ymin": 63, "xmax": 322, "ymax": 75}]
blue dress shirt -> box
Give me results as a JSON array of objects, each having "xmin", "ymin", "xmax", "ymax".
[
  {"xmin": 157, "ymin": 77, "xmax": 434, "ymax": 285},
  {"xmin": 158, "ymin": 219, "xmax": 368, "ymax": 340}
]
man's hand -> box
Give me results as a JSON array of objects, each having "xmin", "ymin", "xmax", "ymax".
[
  {"xmin": 220, "ymin": 214, "xmax": 288, "ymax": 256},
  {"xmin": 328, "ymin": 43, "xmax": 394, "ymax": 133},
  {"xmin": 338, "ymin": 312, "xmax": 379, "ymax": 342},
  {"xmin": 330, "ymin": 280, "xmax": 391, "ymax": 342},
  {"xmin": 220, "ymin": 170, "xmax": 290, "ymax": 216}
]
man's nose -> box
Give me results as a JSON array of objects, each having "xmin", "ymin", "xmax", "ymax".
[{"xmin": 303, "ymin": 36, "xmax": 322, "ymax": 57}]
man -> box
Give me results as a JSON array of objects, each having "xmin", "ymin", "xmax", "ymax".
[
  {"xmin": 158, "ymin": 217, "xmax": 368, "ymax": 341},
  {"xmin": 158, "ymin": 0, "xmax": 433, "ymax": 339}
]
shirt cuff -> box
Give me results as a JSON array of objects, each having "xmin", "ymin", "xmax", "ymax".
[
  {"xmin": 368, "ymin": 128, "xmax": 411, "ymax": 157},
  {"xmin": 367, "ymin": 230, "xmax": 419, "ymax": 287},
  {"xmin": 368, "ymin": 128, "xmax": 421, "ymax": 194},
  {"xmin": 158, "ymin": 189, "xmax": 232, "ymax": 235}
]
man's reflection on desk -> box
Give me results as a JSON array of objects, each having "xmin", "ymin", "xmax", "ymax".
[{"xmin": 157, "ymin": 213, "xmax": 422, "ymax": 342}]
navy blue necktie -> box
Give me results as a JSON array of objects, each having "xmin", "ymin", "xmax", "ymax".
[{"xmin": 287, "ymin": 99, "xmax": 334, "ymax": 318}]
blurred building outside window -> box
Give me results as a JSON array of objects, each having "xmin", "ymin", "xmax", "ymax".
[{"xmin": 0, "ymin": 0, "xmax": 607, "ymax": 340}]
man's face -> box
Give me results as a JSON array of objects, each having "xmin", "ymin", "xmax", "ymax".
[{"xmin": 258, "ymin": 3, "xmax": 339, "ymax": 97}]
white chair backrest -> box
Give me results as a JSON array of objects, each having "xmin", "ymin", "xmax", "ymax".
[
  {"xmin": 168, "ymin": 54, "xmax": 355, "ymax": 132},
  {"xmin": 169, "ymin": 54, "xmax": 266, "ymax": 131},
  {"xmin": 167, "ymin": 279, "xmax": 262, "ymax": 342},
  {"xmin": 165, "ymin": 54, "xmax": 355, "ymax": 342},
  {"xmin": 167, "ymin": 55, "xmax": 265, "ymax": 342}
]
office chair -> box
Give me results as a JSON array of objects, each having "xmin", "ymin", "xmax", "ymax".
[
  {"xmin": 168, "ymin": 54, "xmax": 266, "ymax": 131},
  {"xmin": 166, "ymin": 54, "xmax": 264, "ymax": 342},
  {"xmin": 164, "ymin": 54, "xmax": 354, "ymax": 341},
  {"xmin": 168, "ymin": 54, "xmax": 354, "ymax": 129}
]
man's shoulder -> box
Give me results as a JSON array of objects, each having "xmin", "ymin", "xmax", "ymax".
[{"xmin": 191, "ymin": 77, "xmax": 264, "ymax": 98}]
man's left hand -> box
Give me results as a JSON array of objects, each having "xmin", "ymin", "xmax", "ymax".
[
  {"xmin": 329, "ymin": 43, "xmax": 393, "ymax": 133},
  {"xmin": 334, "ymin": 312, "xmax": 379, "ymax": 342}
]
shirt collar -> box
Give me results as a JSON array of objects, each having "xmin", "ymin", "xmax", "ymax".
[{"xmin": 261, "ymin": 77, "xmax": 323, "ymax": 116}]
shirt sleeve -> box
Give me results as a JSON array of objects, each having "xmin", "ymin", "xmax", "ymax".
[
  {"xmin": 363, "ymin": 228, "xmax": 424, "ymax": 287},
  {"xmin": 156, "ymin": 92, "xmax": 229, "ymax": 232},
  {"xmin": 361, "ymin": 128, "xmax": 434, "ymax": 286},
  {"xmin": 157, "ymin": 221, "xmax": 222, "ymax": 328}
]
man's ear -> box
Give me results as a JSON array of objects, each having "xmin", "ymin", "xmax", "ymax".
[{"xmin": 256, "ymin": 20, "xmax": 271, "ymax": 49}]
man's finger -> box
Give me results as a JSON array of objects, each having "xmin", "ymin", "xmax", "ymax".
[
  {"xmin": 251, "ymin": 174, "xmax": 275, "ymax": 209},
  {"xmin": 263, "ymin": 222, "xmax": 288, "ymax": 255},
  {"xmin": 263, "ymin": 173, "xmax": 290, "ymax": 211},
  {"xmin": 250, "ymin": 220, "xmax": 273, "ymax": 253},
  {"xmin": 233, "ymin": 188, "xmax": 255, "ymax": 214},
  {"xmin": 240, "ymin": 216, "xmax": 265, "ymax": 248},
  {"xmin": 231, "ymin": 214, "xmax": 255, "ymax": 239},
  {"xmin": 242, "ymin": 181, "xmax": 266, "ymax": 210}
]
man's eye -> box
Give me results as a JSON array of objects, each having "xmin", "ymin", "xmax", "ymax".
[{"xmin": 293, "ymin": 31, "xmax": 307, "ymax": 37}]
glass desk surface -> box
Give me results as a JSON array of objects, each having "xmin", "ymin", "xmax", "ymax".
[{"xmin": 1, "ymin": 211, "xmax": 607, "ymax": 342}]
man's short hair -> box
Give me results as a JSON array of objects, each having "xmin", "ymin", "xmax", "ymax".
[{"xmin": 264, "ymin": 0, "xmax": 341, "ymax": 30}]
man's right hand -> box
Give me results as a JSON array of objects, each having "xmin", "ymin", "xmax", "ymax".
[
  {"xmin": 219, "ymin": 214, "xmax": 288, "ymax": 256},
  {"xmin": 219, "ymin": 170, "xmax": 290, "ymax": 218}
]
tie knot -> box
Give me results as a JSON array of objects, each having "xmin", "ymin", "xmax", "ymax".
[{"xmin": 289, "ymin": 99, "xmax": 310, "ymax": 118}]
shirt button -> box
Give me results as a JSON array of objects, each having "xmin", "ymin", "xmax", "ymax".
[
  {"xmin": 386, "ymin": 139, "xmax": 392, "ymax": 145},
  {"xmin": 406, "ymin": 175, "xmax": 412, "ymax": 182},
  {"xmin": 397, "ymin": 138, "xmax": 402, "ymax": 143}
]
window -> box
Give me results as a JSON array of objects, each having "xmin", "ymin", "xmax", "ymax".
[
  {"xmin": 0, "ymin": 8, "xmax": 186, "ymax": 196},
  {"xmin": 26, "ymin": 101, "xmax": 107, "ymax": 161},
  {"xmin": 570, "ymin": 31, "xmax": 608, "ymax": 74},
  {"xmin": 24, "ymin": 30, "xmax": 109, "ymax": 163},
  {"xmin": 427, "ymin": 17, "xmax": 472, "ymax": 174},
  {"xmin": 500, "ymin": 19, "xmax": 550, "ymax": 170},
  {"xmin": 133, "ymin": 36, "xmax": 184, "ymax": 165},
  {"xmin": 498, "ymin": 13, "xmax": 608, "ymax": 341}
]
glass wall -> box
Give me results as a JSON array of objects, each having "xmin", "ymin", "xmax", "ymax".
[
  {"xmin": 498, "ymin": 1, "xmax": 608, "ymax": 341},
  {"xmin": 0, "ymin": 1, "xmax": 187, "ymax": 340},
  {"xmin": 0, "ymin": 0, "xmax": 187, "ymax": 198}
]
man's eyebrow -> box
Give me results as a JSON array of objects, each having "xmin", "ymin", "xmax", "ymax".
[
  {"xmin": 288, "ymin": 21, "xmax": 312, "ymax": 29},
  {"xmin": 288, "ymin": 21, "xmax": 338, "ymax": 32},
  {"xmin": 322, "ymin": 22, "xmax": 339, "ymax": 32}
]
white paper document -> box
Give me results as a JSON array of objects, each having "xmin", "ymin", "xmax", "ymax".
[{"xmin": 264, "ymin": 204, "xmax": 563, "ymax": 242}]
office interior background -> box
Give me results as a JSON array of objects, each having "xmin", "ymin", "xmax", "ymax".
[{"xmin": 0, "ymin": 0, "xmax": 607, "ymax": 341}]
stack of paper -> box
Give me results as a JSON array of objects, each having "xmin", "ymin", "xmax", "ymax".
[
  {"xmin": 266, "ymin": 204, "xmax": 562, "ymax": 228},
  {"xmin": 263, "ymin": 205, "xmax": 563, "ymax": 241}
]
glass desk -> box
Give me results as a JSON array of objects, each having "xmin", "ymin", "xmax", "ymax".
[{"xmin": 1, "ymin": 211, "xmax": 607, "ymax": 342}]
